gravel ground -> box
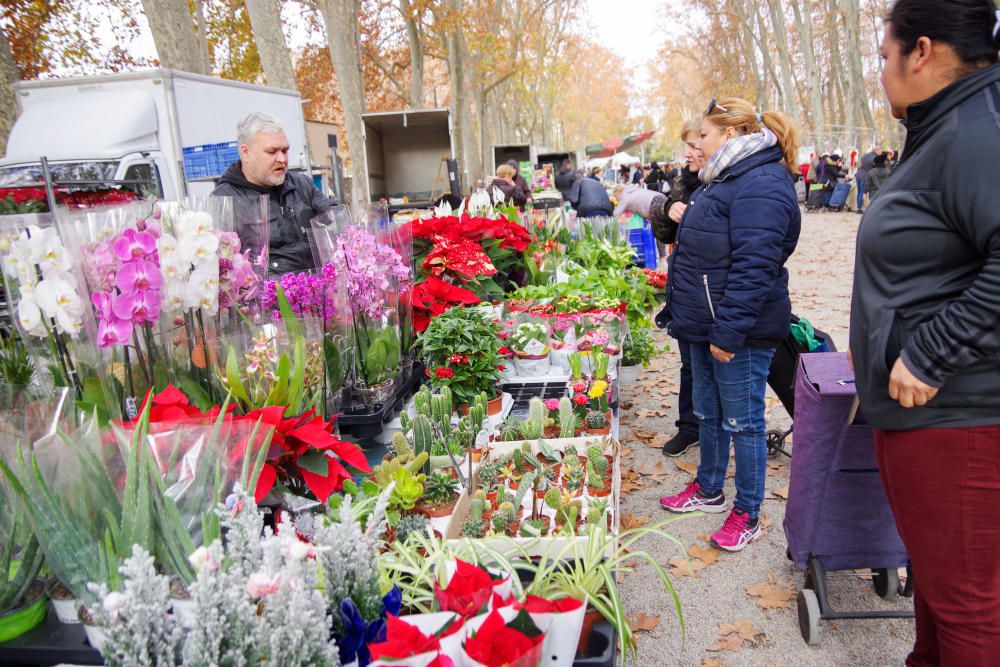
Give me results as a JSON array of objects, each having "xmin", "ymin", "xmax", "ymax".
[{"xmin": 617, "ymin": 211, "xmax": 915, "ymax": 666}]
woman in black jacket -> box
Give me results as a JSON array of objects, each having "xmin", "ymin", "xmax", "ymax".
[{"xmin": 850, "ymin": 0, "xmax": 1000, "ymax": 662}]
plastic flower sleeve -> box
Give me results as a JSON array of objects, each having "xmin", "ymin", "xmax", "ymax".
[
  {"xmin": 143, "ymin": 416, "xmax": 275, "ymax": 584},
  {"xmin": 0, "ymin": 389, "xmax": 126, "ymax": 602},
  {"xmin": 366, "ymin": 202, "xmax": 415, "ymax": 361},
  {"xmin": 0, "ymin": 211, "xmax": 93, "ymax": 397},
  {"xmin": 509, "ymin": 311, "xmax": 551, "ymax": 377},
  {"xmin": 227, "ymin": 193, "xmax": 269, "ymax": 286}
]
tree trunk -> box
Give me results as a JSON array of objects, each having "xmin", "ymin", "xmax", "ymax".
[
  {"xmin": 319, "ymin": 0, "xmax": 369, "ymax": 205},
  {"xmin": 844, "ymin": 0, "xmax": 875, "ymax": 145},
  {"xmin": 827, "ymin": 0, "xmax": 847, "ymax": 144},
  {"xmin": 139, "ymin": 0, "xmax": 206, "ymax": 74},
  {"xmin": 398, "ymin": 0, "xmax": 424, "ymax": 108},
  {"xmin": 192, "ymin": 0, "xmax": 211, "ymax": 75},
  {"xmin": 753, "ymin": 9, "xmax": 777, "ymax": 108},
  {"xmin": 244, "ymin": 0, "xmax": 297, "ymax": 90},
  {"xmin": 0, "ymin": 25, "xmax": 19, "ymax": 156},
  {"xmin": 765, "ymin": 0, "xmax": 801, "ymax": 122},
  {"xmin": 791, "ymin": 0, "xmax": 826, "ymax": 149}
]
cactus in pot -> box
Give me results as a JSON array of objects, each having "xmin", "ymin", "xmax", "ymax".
[{"xmin": 558, "ymin": 396, "xmax": 577, "ymax": 438}]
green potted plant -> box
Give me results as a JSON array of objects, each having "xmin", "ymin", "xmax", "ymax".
[
  {"xmin": 0, "ymin": 466, "xmax": 45, "ymax": 643},
  {"xmin": 417, "ymin": 470, "xmax": 459, "ymax": 518},
  {"xmin": 508, "ymin": 320, "xmax": 551, "ymax": 376},
  {"xmin": 416, "ymin": 306, "xmax": 504, "ymax": 414},
  {"xmin": 620, "ymin": 328, "xmax": 656, "ymax": 384}
]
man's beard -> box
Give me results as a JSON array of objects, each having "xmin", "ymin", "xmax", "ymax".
[{"xmin": 263, "ymin": 169, "xmax": 286, "ymax": 187}]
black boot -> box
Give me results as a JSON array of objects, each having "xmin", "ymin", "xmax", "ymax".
[{"xmin": 662, "ymin": 431, "xmax": 699, "ymax": 457}]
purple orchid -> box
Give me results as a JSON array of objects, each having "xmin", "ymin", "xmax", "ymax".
[
  {"xmin": 112, "ymin": 229, "xmax": 158, "ymax": 262},
  {"xmin": 115, "ymin": 259, "xmax": 163, "ymax": 294},
  {"xmin": 97, "ymin": 316, "xmax": 133, "ymax": 348},
  {"xmin": 111, "ymin": 289, "xmax": 161, "ymax": 325}
]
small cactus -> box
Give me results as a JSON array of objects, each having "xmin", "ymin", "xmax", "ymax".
[
  {"xmin": 513, "ymin": 471, "xmax": 535, "ymax": 508},
  {"xmin": 399, "ymin": 411, "xmax": 411, "ymax": 433},
  {"xmin": 411, "ymin": 414, "xmax": 434, "ymax": 476},
  {"xmin": 565, "ymin": 465, "xmax": 586, "ymax": 492},
  {"xmin": 396, "ymin": 513, "xmax": 429, "ymax": 542},
  {"xmin": 497, "ymin": 501, "xmax": 517, "ymax": 526},
  {"xmin": 528, "ymin": 396, "xmax": 546, "ymax": 428},
  {"xmin": 558, "ymin": 396, "xmax": 576, "ymax": 438},
  {"xmin": 391, "ymin": 431, "xmax": 412, "ymax": 460},
  {"xmin": 462, "ymin": 517, "xmax": 484, "ymax": 538},
  {"xmin": 543, "ymin": 487, "xmax": 562, "ymax": 511},
  {"xmin": 591, "ymin": 454, "xmax": 608, "ymax": 479},
  {"xmin": 585, "ymin": 410, "xmax": 607, "ymax": 429},
  {"xmin": 414, "ymin": 386, "xmax": 432, "ymax": 417},
  {"xmin": 471, "ymin": 498, "xmax": 484, "ymax": 523},
  {"xmin": 520, "ymin": 517, "xmax": 547, "ymax": 537},
  {"xmin": 477, "ymin": 461, "xmax": 500, "ymax": 489},
  {"xmin": 586, "ymin": 461, "xmax": 604, "ymax": 490},
  {"xmin": 492, "ymin": 513, "xmax": 509, "ymax": 533},
  {"xmin": 473, "ymin": 488, "xmax": 486, "ymax": 502},
  {"xmin": 587, "ymin": 445, "xmax": 603, "ymax": 464}
]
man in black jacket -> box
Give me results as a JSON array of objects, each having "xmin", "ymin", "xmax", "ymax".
[
  {"xmin": 554, "ymin": 159, "xmax": 579, "ymax": 201},
  {"xmin": 212, "ymin": 112, "xmax": 337, "ymax": 276}
]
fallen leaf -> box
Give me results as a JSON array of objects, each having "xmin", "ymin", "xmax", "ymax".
[
  {"xmin": 701, "ymin": 659, "xmax": 723, "ymax": 667},
  {"xmin": 759, "ymin": 513, "xmax": 773, "ymax": 533},
  {"xmin": 718, "ymin": 620, "xmax": 763, "ymax": 642},
  {"xmin": 688, "ymin": 544, "xmax": 721, "ymax": 566},
  {"xmin": 746, "ymin": 573, "xmax": 797, "ymax": 610},
  {"xmin": 765, "ymin": 486, "xmax": 790, "ymax": 500},
  {"xmin": 621, "ymin": 401, "xmax": 634, "ymax": 410},
  {"xmin": 675, "ymin": 460, "xmax": 698, "ymax": 475},
  {"xmin": 765, "ymin": 396, "xmax": 784, "ymax": 410},
  {"xmin": 636, "ymin": 408, "xmax": 670, "ymax": 419},
  {"xmin": 627, "ymin": 612, "xmax": 660, "ymax": 632},
  {"xmin": 668, "ymin": 557, "xmax": 708, "ymax": 578},
  {"xmin": 697, "ymin": 532, "xmax": 713, "ymax": 544},
  {"xmin": 620, "ymin": 513, "xmax": 651, "ymax": 530},
  {"xmin": 620, "ymin": 470, "xmax": 646, "ymax": 494},
  {"xmin": 707, "ymin": 633, "xmax": 745, "ymax": 653},
  {"xmin": 636, "ymin": 462, "xmax": 669, "ymax": 476}
]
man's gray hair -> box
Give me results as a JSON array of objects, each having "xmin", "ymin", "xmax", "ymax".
[{"xmin": 237, "ymin": 112, "xmax": 284, "ymax": 147}]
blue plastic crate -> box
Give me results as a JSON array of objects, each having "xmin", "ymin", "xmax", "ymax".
[{"xmin": 628, "ymin": 224, "xmax": 658, "ymax": 268}]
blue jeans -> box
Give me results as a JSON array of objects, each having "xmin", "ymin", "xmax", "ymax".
[
  {"xmin": 675, "ymin": 339, "xmax": 698, "ymax": 438},
  {"xmin": 855, "ymin": 175, "xmax": 865, "ymax": 209},
  {"xmin": 689, "ymin": 343, "xmax": 775, "ymax": 518}
]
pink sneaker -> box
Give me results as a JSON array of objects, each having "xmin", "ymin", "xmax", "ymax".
[
  {"xmin": 711, "ymin": 509, "xmax": 762, "ymax": 552},
  {"xmin": 660, "ymin": 481, "xmax": 727, "ymax": 513}
]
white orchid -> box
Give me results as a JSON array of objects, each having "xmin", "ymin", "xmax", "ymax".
[
  {"xmin": 467, "ymin": 188, "xmax": 491, "ymax": 214},
  {"xmin": 34, "ymin": 273, "xmax": 84, "ymax": 336},
  {"xmin": 162, "ymin": 283, "xmax": 186, "ymax": 313},
  {"xmin": 156, "ymin": 232, "xmax": 179, "ymax": 261},
  {"xmin": 26, "ymin": 225, "xmax": 72, "ymax": 274},
  {"xmin": 492, "ymin": 185, "xmax": 506, "ymax": 205},
  {"xmin": 177, "ymin": 232, "xmax": 219, "ymax": 266},
  {"xmin": 16, "ymin": 293, "xmax": 45, "ymax": 337},
  {"xmin": 175, "ymin": 210, "xmax": 214, "ymax": 238},
  {"xmin": 185, "ymin": 261, "xmax": 219, "ymax": 314}
]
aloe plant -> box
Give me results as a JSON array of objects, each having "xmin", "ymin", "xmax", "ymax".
[{"xmin": 0, "ymin": 468, "xmax": 44, "ymax": 614}]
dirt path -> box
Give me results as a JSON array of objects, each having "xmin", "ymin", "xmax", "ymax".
[{"xmin": 617, "ymin": 211, "xmax": 914, "ymax": 666}]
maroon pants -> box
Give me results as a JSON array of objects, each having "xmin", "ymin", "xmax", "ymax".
[{"xmin": 874, "ymin": 425, "xmax": 1000, "ymax": 667}]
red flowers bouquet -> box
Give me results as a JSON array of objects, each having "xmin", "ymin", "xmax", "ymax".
[
  {"xmin": 462, "ymin": 608, "xmax": 546, "ymax": 667},
  {"xmin": 434, "ymin": 559, "xmax": 512, "ymax": 619},
  {"xmin": 368, "ymin": 614, "xmax": 460, "ymax": 667},
  {"xmin": 410, "ymin": 275, "xmax": 480, "ymax": 333}
]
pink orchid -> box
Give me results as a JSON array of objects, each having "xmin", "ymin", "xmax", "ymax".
[
  {"xmin": 92, "ymin": 290, "xmax": 114, "ymax": 320},
  {"xmin": 115, "ymin": 259, "xmax": 163, "ymax": 294},
  {"xmin": 112, "ymin": 289, "xmax": 161, "ymax": 324},
  {"xmin": 112, "ymin": 229, "xmax": 157, "ymax": 262},
  {"xmin": 97, "ymin": 316, "xmax": 133, "ymax": 348}
]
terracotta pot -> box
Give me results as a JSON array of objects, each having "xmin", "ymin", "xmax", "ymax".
[
  {"xmin": 416, "ymin": 498, "xmax": 457, "ymax": 518},
  {"xmin": 543, "ymin": 426, "xmax": 561, "ymax": 439},
  {"xmin": 577, "ymin": 609, "xmax": 604, "ymax": 657},
  {"xmin": 587, "ymin": 485, "xmax": 611, "ymax": 498},
  {"xmin": 585, "ymin": 425, "xmax": 611, "ymax": 436},
  {"xmin": 487, "ymin": 394, "xmax": 504, "ymax": 415},
  {"xmin": 469, "ymin": 447, "xmax": 486, "ymax": 462},
  {"xmin": 486, "ymin": 491, "xmax": 498, "ymax": 505},
  {"xmin": 518, "ymin": 515, "xmax": 552, "ymax": 537}
]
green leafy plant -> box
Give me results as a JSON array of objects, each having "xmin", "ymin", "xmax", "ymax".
[
  {"xmin": 568, "ymin": 352, "xmax": 583, "ymax": 380},
  {"xmin": 592, "ymin": 351, "xmax": 610, "ymax": 380},
  {"xmin": 622, "ymin": 328, "xmax": 656, "ymax": 367},
  {"xmin": 516, "ymin": 397, "xmax": 546, "ymax": 440},
  {"xmin": 543, "ymin": 487, "xmax": 581, "ymax": 526},
  {"xmin": 389, "ymin": 467, "xmax": 425, "ymax": 513},
  {"xmin": 0, "ymin": 463, "xmax": 44, "ymax": 615},
  {"xmin": 416, "ymin": 306, "xmax": 502, "ymax": 407}
]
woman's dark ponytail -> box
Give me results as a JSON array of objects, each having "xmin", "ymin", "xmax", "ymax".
[{"xmin": 887, "ymin": 0, "xmax": 1000, "ymax": 66}]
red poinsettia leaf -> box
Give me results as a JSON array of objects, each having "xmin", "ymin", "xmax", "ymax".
[
  {"xmin": 369, "ymin": 614, "xmax": 441, "ymax": 660},
  {"xmin": 254, "ymin": 462, "xmax": 278, "ymax": 503},
  {"xmin": 521, "ymin": 595, "xmax": 584, "ymax": 614},
  {"xmin": 463, "ymin": 608, "xmax": 546, "ymax": 667},
  {"xmin": 426, "ymin": 655, "xmax": 454, "ymax": 667},
  {"xmin": 323, "ymin": 437, "xmax": 371, "ymax": 473},
  {"xmin": 152, "ymin": 384, "xmax": 190, "ymax": 406},
  {"xmin": 298, "ymin": 455, "xmax": 349, "ymax": 503}
]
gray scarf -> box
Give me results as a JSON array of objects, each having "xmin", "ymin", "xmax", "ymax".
[{"xmin": 699, "ymin": 127, "xmax": 778, "ymax": 184}]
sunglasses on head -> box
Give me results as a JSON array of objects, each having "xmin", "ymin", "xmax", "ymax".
[{"xmin": 706, "ymin": 98, "xmax": 729, "ymax": 115}]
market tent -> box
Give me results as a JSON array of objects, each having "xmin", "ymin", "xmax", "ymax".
[
  {"xmin": 584, "ymin": 130, "xmax": 656, "ymax": 158},
  {"xmin": 585, "ymin": 151, "xmax": 641, "ymax": 171}
]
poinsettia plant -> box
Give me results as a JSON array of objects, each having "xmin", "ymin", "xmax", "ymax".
[
  {"xmin": 462, "ymin": 608, "xmax": 545, "ymax": 667},
  {"xmin": 409, "ymin": 275, "xmax": 480, "ymax": 333},
  {"xmin": 416, "ymin": 306, "xmax": 502, "ymax": 407},
  {"xmin": 434, "ymin": 558, "xmax": 512, "ymax": 619}
]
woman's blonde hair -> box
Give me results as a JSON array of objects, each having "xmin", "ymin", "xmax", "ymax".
[
  {"xmin": 680, "ymin": 116, "xmax": 702, "ymax": 143},
  {"xmin": 496, "ymin": 164, "xmax": 516, "ymax": 178},
  {"xmin": 705, "ymin": 97, "xmax": 799, "ymax": 173}
]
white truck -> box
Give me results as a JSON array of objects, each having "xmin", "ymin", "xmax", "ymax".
[
  {"xmin": 0, "ymin": 68, "xmax": 312, "ymax": 198},
  {"xmin": 361, "ymin": 108, "xmax": 459, "ymax": 208}
]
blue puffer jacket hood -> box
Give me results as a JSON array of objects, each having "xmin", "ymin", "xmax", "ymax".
[{"xmin": 658, "ymin": 144, "xmax": 800, "ymax": 350}]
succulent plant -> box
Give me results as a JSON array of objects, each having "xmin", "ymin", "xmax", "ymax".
[
  {"xmin": 470, "ymin": 498, "xmax": 484, "ymax": 524},
  {"xmin": 424, "ymin": 470, "xmax": 458, "ymax": 506},
  {"xmin": 568, "ymin": 352, "xmax": 583, "ymax": 380},
  {"xmin": 543, "ymin": 487, "xmax": 581, "ymax": 526},
  {"xmin": 492, "ymin": 513, "xmax": 509, "ymax": 533},
  {"xmin": 586, "ymin": 461, "xmax": 604, "ymax": 491},
  {"xmin": 585, "ymin": 410, "xmax": 607, "ymax": 429},
  {"xmin": 496, "ymin": 501, "xmax": 517, "ymax": 526},
  {"xmin": 395, "ymin": 513, "xmax": 429, "ymax": 543},
  {"xmin": 391, "ymin": 431, "xmax": 413, "ymax": 461},
  {"xmin": 519, "ymin": 517, "xmax": 548, "ymax": 538},
  {"xmin": 564, "ymin": 465, "xmax": 586, "ymax": 493},
  {"xmin": 477, "ymin": 461, "xmax": 501, "ymax": 489},
  {"xmin": 462, "ymin": 518, "xmax": 485, "ymax": 538},
  {"xmin": 588, "ymin": 497, "xmax": 609, "ymax": 525},
  {"xmin": 498, "ymin": 416, "xmax": 521, "ymax": 442},
  {"xmin": 558, "ymin": 396, "xmax": 576, "ymax": 438}
]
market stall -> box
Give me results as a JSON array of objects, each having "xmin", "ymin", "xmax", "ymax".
[{"xmin": 0, "ymin": 190, "xmax": 679, "ymax": 666}]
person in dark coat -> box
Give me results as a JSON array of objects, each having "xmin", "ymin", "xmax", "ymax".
[
  {"xmin": 567, "ymin": 175, "xmax": 613, "ymax": 218},
  {"xmin": 489, "ymin": 164, "xmax": 528, "ymax": 208},
  {"xmin": 644, "ymin": 161, "xmax": 666, "ymax": 192},
  {"xmin": 628, "ymin": 117, "xmax": 706, "ymax": 458},
  {"xmin": 616, "ymin": 97, "xmax": 800, "ymax": 552},
  {"xmin": 505, "ymin": 159, "xmax": 531, "ymax": 200},
  {"xmin": 554, "ymin": 159, "xmax": 579, "ymax": 201},
  {"xmin": 631, "ymin": 165, "xmax": 645, "ymax": 184},
  {"xmin": 850, "ymin": 1, "xmax": 1000, "ymax": 661},
  {"xmin": 212, "ymin": 112, "xmax": 336, "ymax": 276},
  {"xmin": 864, "ymin": 153, "xmax": 890, "ymax": 201}
]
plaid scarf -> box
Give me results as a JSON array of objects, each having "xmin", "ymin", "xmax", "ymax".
[{"xmin": 699, "ymin": 127, "xmax": 778, "ymax": 184}]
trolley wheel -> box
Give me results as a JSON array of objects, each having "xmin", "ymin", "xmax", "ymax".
[
  {"xmin": 872, "ymin": 568, "xmax": 900, "ymax": 600},
  {"xmin": 766, "ymin": 429, "xmax": 785, "ymax": 457},
  {"xmin": 797, "ymin": 589, "xmax": 822, "ymax": 646}
]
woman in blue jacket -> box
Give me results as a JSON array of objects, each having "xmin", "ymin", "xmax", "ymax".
[{"xmin": 616, "ymin": 97, "xmax": 800, "ymax": 551}]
